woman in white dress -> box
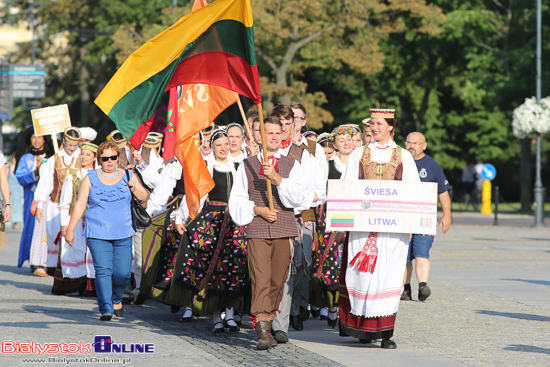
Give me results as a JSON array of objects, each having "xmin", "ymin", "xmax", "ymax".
[
  {"xmin": 54, "ymin": 142, "xmax": 98, "ymax": 295},
  {"xmin": 337, "ymin": 108, "xmax": 420, "ymax": 349}
]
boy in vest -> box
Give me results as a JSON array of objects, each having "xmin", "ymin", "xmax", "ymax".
[{"xmin": 229, "ymin": 117, "xmax": 309, "ymax": 350}]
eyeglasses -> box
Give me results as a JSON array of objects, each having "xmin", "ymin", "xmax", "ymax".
[
  {"xmin": 405, "ymin": 141, "xmax": 425, "ymax": 146},
  {"xmin": 294, "ymin": 116, "xmax": 305, "ymax": 122},
  {"xmin": 100, "ymin": 155, "xmax": 118, "ymax": 162}
]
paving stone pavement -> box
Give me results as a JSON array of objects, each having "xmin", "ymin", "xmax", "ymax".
[{"xmin": 1, "ymin": 217, "xmax": 549, "ymax": 366}]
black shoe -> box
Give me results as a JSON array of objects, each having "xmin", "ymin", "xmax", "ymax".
[
  {"xmin": 418, "ymin": 285, "xmax": 431, "ymax": 301},
  {"xmin": 113, "ymin": 307, "xmax": 123, "ymax": 317},
  {"xmin": 298, "ymin": 307, "xmax": 310, "ymax": 322},
  {"xmin": 234, "ymin": 313, "xmax": 242, "ymax": 326},
  {"xmin": 223, "ymin": 318, "xmax": 240, "ymax": 332},
  {"xmin": 181, "ymin": 307, "xmax": 193, "ymax": 322},
  {"xmin": 359, "ymin": 338, "xmax": 372, "ymax": 344},
  {"xmin": 134, "ymin": 293, "xmax": 147, "ymax": 305},
  {"xmin": 170, "ymin": 305, "xmax": 181, "ymax": 314},
  {"xmin": 400, "ymin": 291, "xmax": 412, "ymax": 301},
  {"xmin": 327, "ymin": 309, "xmax": 338, "ymax": 329},
  {"xmin": 100, "ymin": 313, "xmax": 112, "ymax": 321},
  {"xmin": 381, "ymin": 339, "xmax": 397, "ymax": 349},
  {"xmin": 290, "ymin": 315, "xmax": 304, "ymax": 331},
  {"xmin": 273, "ymin": 330, "xmax": 288, "ymax": 343},
  {"xmin": 121, "ymin": 297, "xmax": 132, "ymax": 305},
  {"xmin": 310, "ymin": 308, "xmax": 320, "ymax": 318},
  {"xmin": 213, "ymin": 321, "xmax": 225, "ymax": 333}
]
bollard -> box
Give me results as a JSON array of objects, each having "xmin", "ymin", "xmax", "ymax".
[
  {"xmin": 480, "ymin": 180, "xmax": 493, "ymax": 214},
  {"xmin": 493, "ymin": 186, "xmax": 499, "ymax": 226}
]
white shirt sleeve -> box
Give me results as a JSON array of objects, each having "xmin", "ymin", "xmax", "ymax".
[
  {"xmin": 58, "ymin": 174, "xmax": 73, "ymax": 226},
  {"xmin": 170, "ymin": 194, "xmax": 208, "ymax": 224},
  {"xmin": 34, "ymin": 157, "xmax": 55, "ymax": 209},
  {"xmin": 341, "ymin": 148, "xmax": 362, "ymax": 180},
  {"xmin": 277, "ymin": 160, "xmax": 309, "ymax": 209},
  {"xmin": 138, "ymin": 151, "xmax": 164, "ymax": 189},
  {"xmin": 228, "ymin": 163, "xmax": 255, "ymax": 226},
  {"xmin": 146, "ymin": 161, "xmax": 182, "ymax": 215},
  {"xmin": 401, "ymin": 149, "xmax": 421, "ymax": 183}
]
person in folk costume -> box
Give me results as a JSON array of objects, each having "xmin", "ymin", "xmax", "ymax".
[
  {"xmin": 121, "ymin": 132, "xmax": 163, "ymax": 305},
  {"xmin": 361, "ymin": 118, "xmax": 374, "ymax": 146},
  {"xmin": 302, "ymin": 131, "xmax": 318, "ymax": 143},
  {"xmin": 344, "ymin": 124, "xmax": 363, "ymax": 149},
  {"xmin": 317, "ymin": 133, "xmax": 335, "ymax": 161},
  {"xmin": 269, "ymin": 104, "xmax": 325, "ymax": 340},
  {"xmin": 336, "ymin": 108, "xmax": 420, "ymax": 349},
  {"xmin": 310, "ymin": 126, "xmax": 355, "ymax": 327},
  {"xmin": 34, "ymin": 127, "xmax": 82, "ymax": 279},
  {"xmin": 199, "ymin": 123, "xmax": 216, "ymax": 166},
  {"xmin": 55, "ymin": 142, "xmax": 99, "ymax": 296},
  {"xmin": 229, "ymin": 116, "xmax": 310, "ymax": 350},
  {"xmin": 245, "ymin": 110, "xmax": 260, "ymax": 156},
  {"xmin": 226, "ymin": 123, "xmax": 249, "ymax": 165},
  {"xmin": 169, "ymin": 129, "xmax": 248, "ymax": 333},
  {"xmin": 14, "ymin": 127, "xmax": 55, "ymax": 272},
  {"xmin": 139, "ymin": 124, "xmax": 212, "ymax": 319},
  {"xmin": 78, "ymin": 127, "xmax": 97, "ymax": 146}
]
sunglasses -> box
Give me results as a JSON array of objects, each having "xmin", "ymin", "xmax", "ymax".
[{"xmin": 100, "ymin": 155, "xmax": 118, "ymax": 162}]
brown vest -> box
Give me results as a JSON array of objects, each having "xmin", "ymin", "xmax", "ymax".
[
  {"xmin": 359, "ymin": 145, "xmax": 404, "ymax": 181},
  {"xmin": 243, "ymin": 156, "xmax": 299, "ymax": 239},
  {"xmin": 50, "ymin": 154, "xmax": 81, "ymax": 203}
]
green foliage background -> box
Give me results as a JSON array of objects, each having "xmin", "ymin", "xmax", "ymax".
[{"xmin": 1, "ymin": 0, "xmax": 549, "ymax": 204}]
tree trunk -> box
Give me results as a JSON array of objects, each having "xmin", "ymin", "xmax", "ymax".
[
  {"xmin": 520, "ymin": 137, "xmax": 532, "ymax": 210},
  {"xmin": 80, "ymin": 47, "xmax": 89, "ymax": 126}
]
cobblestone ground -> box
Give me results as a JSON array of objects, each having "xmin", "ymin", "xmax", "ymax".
[{"xmin": 1, "ymin": 224, "xmax": 549, "ymax": 366}]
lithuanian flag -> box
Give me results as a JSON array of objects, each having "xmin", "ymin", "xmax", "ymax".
[
  {"xmin": 95, "ymin": 0, "xmax": 261, "ymax": 219},
  {"xmin": 95, "ymin": 0, "xmax": 261, "ymax": 139}
]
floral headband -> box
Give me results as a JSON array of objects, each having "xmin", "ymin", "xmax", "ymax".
[
  {"xmin": 330, "ymin": 125, "xmax": 356, "ymax": 141},
  {"xmin": 209, "ymin": 128, "xmax": 229, "ymax": 147},
  {"xmin": 317, "ymin": 132, "xmax": 331, "ymax": 144}
]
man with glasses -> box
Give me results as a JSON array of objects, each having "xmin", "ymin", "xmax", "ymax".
[{"xmin": 401, "ymin": 132, "xmax": 451, "ymax": 301}]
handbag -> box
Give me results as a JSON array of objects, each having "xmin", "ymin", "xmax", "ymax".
[{"xmin": 125, "ymin": 170, "xmax": 152, "ymax": 229}]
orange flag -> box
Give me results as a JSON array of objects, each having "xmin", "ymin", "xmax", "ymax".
[{"xmin": 174, "ymin": 84, "xmax": 239, "ymax": 219}]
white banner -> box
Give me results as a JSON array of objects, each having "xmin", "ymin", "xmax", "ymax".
[{"xmin": 326, "ymin": 179, "xmax": 438, "ymax": 235}]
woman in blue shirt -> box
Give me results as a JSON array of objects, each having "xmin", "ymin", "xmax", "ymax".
[{"xmin": 65, "ymin": 141, "xmax": 147, "ymax": 321}]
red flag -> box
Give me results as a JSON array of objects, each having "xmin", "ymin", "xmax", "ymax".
[
  {"xmin": 129, "ymin": 113, "xmax": 154, "ymax": 149},
  {"xmin": 163, "ymin": 87, "xmax": 178, "ymax": 159}
]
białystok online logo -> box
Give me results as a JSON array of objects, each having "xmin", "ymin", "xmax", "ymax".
[{"xmin": 1, "ymin": 336, "xmax": 154, "ymax": 355}]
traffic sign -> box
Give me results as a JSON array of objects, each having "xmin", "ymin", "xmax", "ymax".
[
  {"xmin": 481, "ymin": 164, "xmax": 497, "ymax": 181},
  {"xmin": 0, "ymin": 64, "xmax": 46, "ymax": 99}
]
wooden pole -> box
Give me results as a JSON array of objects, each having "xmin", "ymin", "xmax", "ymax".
[
  {"xmin": 51, "ymin": 133, "xmax": 59, "ymax": 153},
  {"xmin": 237, "ymin": 99, "xmax": 253, "ymax": 142},
  {"xmin": 257, "ymin": 103, "xmax": 274, "ymax": 211}
]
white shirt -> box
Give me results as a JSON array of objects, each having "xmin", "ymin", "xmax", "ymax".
[
  {"xmin": 171, "ymin": 160, "xmax": 236, "ymax": 225},
  {"xmin": 35, "ymin": 149, "xmax": 81, "ymax": 208},
  {"xmin": 146, "ymin": 160, "xmax": 183, "ymax": 215},
  {"xmin": 279, "ymin": 138, "xmax": 326, "ymax": 212},
  {"xmin": 342, "ymin": 140, "xmax": 420, "ymax": 183},
  {"xmin": 228, "ymin": 152, "xmax": 310, "ymax": 226},
  {"xmin": 58, "ymin": 168, "xmax": 89, "ymax": 226},
  {"xmin": 229, "ymin": 150, "xmax": 248, "ymax": 165},
  {"xmin": 136, "ymin": 149, "xmax": 164, "ymax": 189}
]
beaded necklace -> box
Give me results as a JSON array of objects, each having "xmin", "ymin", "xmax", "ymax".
[{"xmin": 100, "ymin": 168, "xmax": 119, "ymax": 178}]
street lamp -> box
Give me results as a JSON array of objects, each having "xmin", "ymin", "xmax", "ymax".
[{"xmin": 533, "ymin": 0, "xmax": 545, "ymax": 227}]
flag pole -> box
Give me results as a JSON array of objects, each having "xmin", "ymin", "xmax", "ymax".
[
  {"xmin": 237, "ymin": 99, "xmax": 253, "ymax": 142},
  {"xmin": 256, "ymin": 103, "xmax": 274, "ymax": 211}
]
